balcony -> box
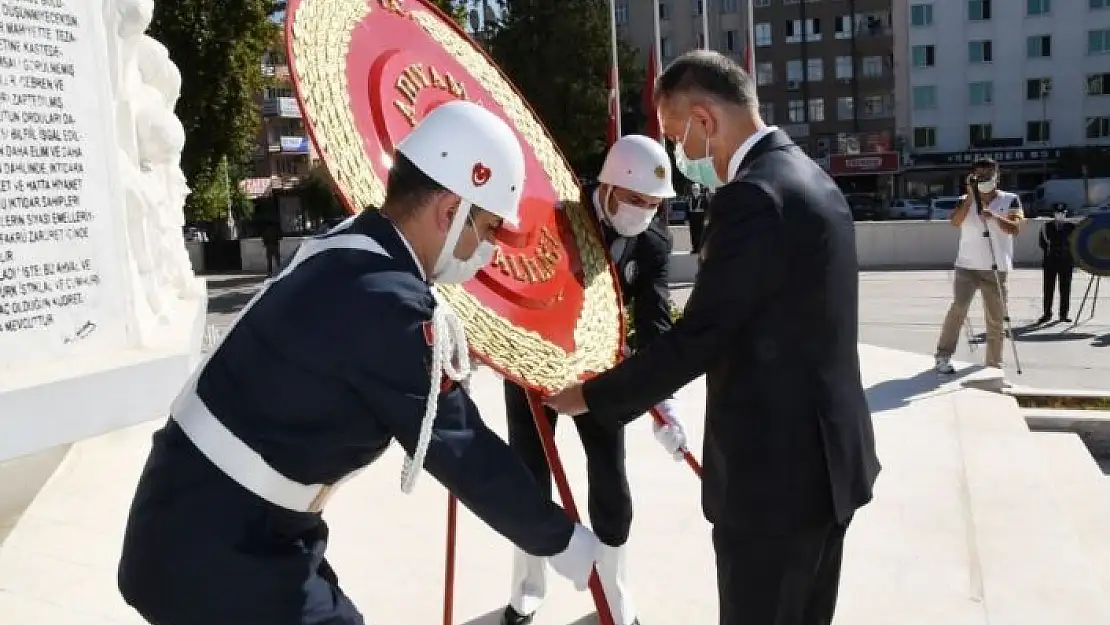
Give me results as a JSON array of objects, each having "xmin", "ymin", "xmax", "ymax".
[
  {"xmin": 268, "ymin": 135, "xmax": 311, "ymax": 155},
  {"xmin": 781, "ymin": 123, "xmax": 810, "ymax": 138},
  {"xmin": 263, "ymin": 96, "xmax": 302, "ymax": 119}
]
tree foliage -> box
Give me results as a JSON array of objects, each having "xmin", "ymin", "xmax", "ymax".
[
  {"xmin": 149, "ymin": 0, "xmax": 280, "ymax": 222},
  {"xmin": 427, "ymin": 0, "xmax": 469, "ymax": 27},
  {"xmin": 296, "ymin": 166, "xmax": 347, "ymax": 221},
  {"xmin": 486, "ymin": 0, "xmax": 644, "ymax": 176}
]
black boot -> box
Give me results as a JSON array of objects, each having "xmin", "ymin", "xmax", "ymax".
[
  {"xmin": 1037, "ymin": 313, "xmax": 1051, "ymax": 324},
  {"xmin": 501, "ymin": 605, "xmax": 534, "ymax": 625}
]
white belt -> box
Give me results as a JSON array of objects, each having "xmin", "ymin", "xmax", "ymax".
[{"xmin": 173, "ymin": 394, "xmax": 343, "ymax": 514}]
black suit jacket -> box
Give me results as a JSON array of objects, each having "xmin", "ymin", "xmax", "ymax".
[
  {"xmin": 1039, "ymin": 221, "xmax": 1076, "ymax": 265},
  {"xmin": 583, "ymin": 130, "xmax": 881, "ymax": 533}
]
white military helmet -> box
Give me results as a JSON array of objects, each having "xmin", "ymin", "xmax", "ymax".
[
  {"xmin": 598, "ymin": 134, "xmax": 676, "ymax": 199},
  {"xmin": 396, "ymin": 100, "xmax": 526, "ymax": 227}
]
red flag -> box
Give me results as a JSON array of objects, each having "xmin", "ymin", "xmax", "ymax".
[
  {"xmin": 643, "ymin": 46, "xmax": 661, "ymax": 142},
  {"xmin": 743, "ymin": 44, "xmax": 752, "ymax": 74},
  {"xmin": 606, "ymin": 63, "xmax": 619, "ymax": 147}
]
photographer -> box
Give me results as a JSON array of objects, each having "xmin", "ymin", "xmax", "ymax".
[
  {"xmin": 934, "ymin": 158, "xmax": 1024, "ymax": 373},
  {"xmin": 1038, "ymin": 202, "xmax": 1076, "ymax": 323}
]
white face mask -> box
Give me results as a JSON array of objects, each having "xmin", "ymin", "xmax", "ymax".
[
  {"xmin": 431, "ymin": 204, "xmax": 495, "ymax": 284},
  {"xmin": 1054, "ymin": 212, "xmax": 1066, "ymax": 223},
  {"xmin": 976, "ymin": 177, "xmax": 997, "ymax": 194},
  {"xmin": 603, "ymin": 187, "xmax": 656, "ymax": 237}
]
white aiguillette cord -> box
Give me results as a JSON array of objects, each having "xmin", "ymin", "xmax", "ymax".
[{"xmin": 400, "ymin": 288, "xmax": 472, "ymax": 494}]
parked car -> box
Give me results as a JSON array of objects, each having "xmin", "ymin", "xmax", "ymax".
[
  {"xmin": 887, "ymin": 198, "xmax": 930, "ymax": 219},
  {"xmin": 845, "ymin": 194, "xmax": 883, "ymax": 221},
  {"xmin": 929, "ymin": 196, "xmax": 962, "ymax": 221}
]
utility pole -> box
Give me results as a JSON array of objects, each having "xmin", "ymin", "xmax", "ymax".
[{"xmin": 1041, "ymin": 77, "xmax": 1051, "ymax": 185}]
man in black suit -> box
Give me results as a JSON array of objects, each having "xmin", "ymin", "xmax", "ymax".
[
  {"xmin": 501, "ymin": 135, "xmax": 688, "ymax": 625},
  {"xmin": 546, "ymin": 50, "xmax": 881, "ymax": 625},
  {"xmin": 1038, "ymin": 203, "xmax": 1076, "ymax": 323}
]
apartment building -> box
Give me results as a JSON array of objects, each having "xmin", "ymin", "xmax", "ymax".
[
  {"xmin": 240, "ymin": 48, "xmax": 319, "ymax": 201},
  {"xmin": 898, "ymin": 0, "xmax": 1110, "ymax": 197},
  {"xmin": 617, "ymin": 0, "xmax": 897, "ymax": 196}
]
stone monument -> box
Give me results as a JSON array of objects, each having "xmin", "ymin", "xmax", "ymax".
[{"xmin": 0, "ymin": 0, "xmax": 207, "ymax": 539}]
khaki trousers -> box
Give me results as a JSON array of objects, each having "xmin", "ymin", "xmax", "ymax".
[{"xmin": 935, "ymin": 268, "xmax": 1009, "ymax": 368}]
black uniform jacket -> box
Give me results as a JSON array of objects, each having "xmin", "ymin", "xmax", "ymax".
[
  {"xmin": 582, "ymin": 130, "xmax": 881, "ymax": 534},
  {"xmin": 1040, "ymin": 220, "xmax": 1076, "ymax": 265},
  {"xmin": 118, "ymin": 210, "xmax": 573, "ymax": 620},
  {"xmin": 584, "ymin": 183, "xmax": 675, "ymax": 348}
]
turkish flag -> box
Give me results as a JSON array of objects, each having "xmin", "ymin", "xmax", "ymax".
[
  {"xmin": 743, "ymin": 43, "xmax": 752, "ymax": 74},
  {"xmin": 643, "ymin": 46, "xmax": 661, "ymax": 142},
  {"xmin": 606, "ymin": 63, "xmax": 619, "ymax": 147}
]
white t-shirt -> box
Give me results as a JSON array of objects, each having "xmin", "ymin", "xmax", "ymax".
[{"xmin": 954, "ymin": 190, "xmax": 1022, "ymax": 272}]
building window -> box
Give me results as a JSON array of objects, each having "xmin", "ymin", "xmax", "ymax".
[
  {"xmin": 913, "ymin": 126, "xmax": 937, "ymax": 148},
  {"xmin": 837, "ymin": 97, "xmax": 854, "ymax": 120},
  {"xmin": 862, "ymin": 95, "xmax": 889, "ymax": 118},
  {"xmin": 808, "ymin": 98, "xmax": 825, "ymax": 122},
  {"xmin": 785, "ymin": 18, "xmax": 822, "ymax": 44},
  {"xmin": 912, "ymin": 85, "xmax": 938, "ymax": 109},
  {"xmin": 788, "ymin": 100, "xmax": 806, "ymax": 123},
  {"xmin": 754, "ymin": 0, "xmax": 770, "ymax": 7},
  {"xmin": 1092, "ymin": 0, "xmax": 1109, "ymax": 9},
  {"xmin": 693, "ymin": 0, "xmax": 703, "ymax": 16},
  {"xmin": 1027, "ymin": 35, "xmax": 1051, "ymax": 58},
  {"xmin": 968, "ymin": 0, "xmax": 991, "ymax": 20},
  {"xmin": 658, "ymin": 2, "xmax": 669, "ymax": 20},
  {"xmin": 697, "ymin": 32, "xmax": 705, "ymax": 48},
  {"xmin": 969, "ymin": 81, "xmax": 994, "ymax": 105},
  {"xmin": 1088, "ymin": 73, "xmax": 1110, "ymax": 95},
  {"xmin": 834, "ymin": 15, "xmax": 852, "ymax": 39},
  {"xmin": 861, "ymin": 56, "xmax": 885, "ymax": 77},
  {"xmin": 759, "ymin": 102, "xmax": 774, "ymax": 124},
  {"xmin": 1027, "ymin": 0, "xmax": 1050, "ymax": 15},
  {"xmin": 755, "ymin": 23, "xmax": 772, "ymax": 46},
  {"xmin": 807, "ymin": 58, "xmax": 823, "ymax": 82},
  {"xmin": 835, "ymin": 56, "xmax": 853, "ymax": 79},
  {"xmin": 1027, "ymin": 78, "xmax": 1052, "ymax": 99},
  {"xmin": 786, "ymin": 59, "xmax": 804, "ymax": 83},
  {"xmin": 910, "ymin": 3, "xmax": 933, "ymax": 26},
  {"xmin": 725, "ymin": 29, "xmax": 738, "ymax": 52},
  {"xmin": 911, "ymin": 45, "xmax": 936, "ymax": 68},
  {"xmin": 756, "ymin": 62, "xmax": 774, "ymax": 86},
  {"xmin": 968, "ymin": 40, "xmax": 993, "ymax": 63},
  {"xmin": 722, "ymin": 0, "xmax": 739, "ymax": 11},
  {"xmin": 661, "ymin": 36, "xmax": 672, "ymax": 58},
  {"xmin": 615, "ymin": 2, "xmax": 629, "ymax": 25},
  {"xmin": 1090, "ymin": 29, "xmax": 1110, "ymax": 54},
  {"xmin": 1027, "ymin": 121, "xmax": 1051, "ymax": 142},
  {"xmin": 969, "ymin": 124, "xmax": 992, "ymax": 145},
  {"xmin": 1087, "ymin": 116, "xmax": 1110, "ymax": 138}
]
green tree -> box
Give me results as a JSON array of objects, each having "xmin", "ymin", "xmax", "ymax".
[
  {"xmin": 427, "ymin": 0, "xmax": 468, "ymax": 27},
  {"xmin": 149, "ymin": 0, "xmax": 280, "ymax": 222},
  {"xmin": 296, "ymin": 166, "xmax": 347, "ymax": 221},
  {"xmin": 487, "ymin": 0, "xmax": 643, "ymax": 176}
]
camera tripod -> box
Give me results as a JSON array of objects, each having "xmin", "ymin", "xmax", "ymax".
[{"xmin": 969, "ymin": 183, "xmax": 1023, "ymax": 374}]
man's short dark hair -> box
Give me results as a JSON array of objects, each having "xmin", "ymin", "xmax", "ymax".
[
  {"xmin": 971, "ymin": 157, "xmax": 998, "ymax": 171},
  {"xmin": 383, "ymin": 152, "xmax": 448, "ymax": 219},
  {"xmin": 655, "ymin": 49, "xmax": 757, "ymax": 108}
]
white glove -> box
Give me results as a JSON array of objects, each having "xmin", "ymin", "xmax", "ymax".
[
  {"xmin": 651, "ymin": 399, "xmax": 688, "ymax": 462},
  {"xmin": 548, "ymin": 523, "xmax": 601, "ymax": 591}
]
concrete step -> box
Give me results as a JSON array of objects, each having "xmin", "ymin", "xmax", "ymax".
[
  {"xmin": 953, "ymin": 390, "xmax": 1110, "ymax": 624},
  {"xmin": 1034, "ymin": 432, "xmax": 1110, "ymax": 601}
]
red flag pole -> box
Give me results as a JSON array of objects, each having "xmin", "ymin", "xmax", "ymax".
[
  {"xmin": 525, "ymin": 390, "xmax": 617, "ymax": 625},
  {"xmin": 442, "ymin": 494, "xmax": 458, "ymax": 625}
]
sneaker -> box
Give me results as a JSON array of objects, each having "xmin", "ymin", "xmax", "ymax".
[{"xmin": 935, "ymin": 357, "xmax": 956, "ymax": 374}]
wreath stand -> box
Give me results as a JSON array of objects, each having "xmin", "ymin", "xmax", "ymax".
[{"xmin": 441, "ymin": 391, "xmax": 702, "ymax": 625}]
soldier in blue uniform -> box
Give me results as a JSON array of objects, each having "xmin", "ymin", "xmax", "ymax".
[
  {"xmin": 117, "ymin": 101, "xmax": 601, "ymax": 625},
  {"xmin": 500, "ymin": 135, "xmax": 690, "ymax": 625}
]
